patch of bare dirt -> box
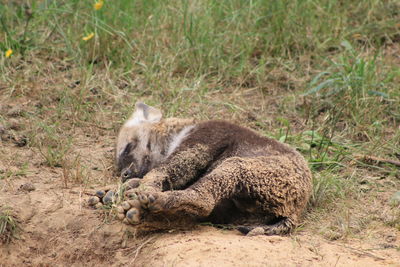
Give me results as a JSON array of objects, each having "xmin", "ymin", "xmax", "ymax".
[
  {"xmin": 135, "ymin": 227, "xmax": 400, "ymax": 267},
  {"xmin": 0, "ymin": 138, "xmax": 399, "ymax": 266},
  {"xmin": 0, "ymin": 65, "xmax": 399, "ymax": 266}
]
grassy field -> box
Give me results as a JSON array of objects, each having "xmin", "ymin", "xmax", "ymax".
[{"xmin": 1, "ymin": 0, "xmax": 399, "ymax": 246}]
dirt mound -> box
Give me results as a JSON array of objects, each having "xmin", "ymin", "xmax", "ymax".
[
  {"xmin": 1, "ymin": 174, "xmax": 399, "ymax": 266},
  {"xmin": 135, "ymin": 227, "xmax": 400, "ymax": 267},
  {"xmin": 0, "ymin": 105, "xmax": 399, "ymax": 267}
]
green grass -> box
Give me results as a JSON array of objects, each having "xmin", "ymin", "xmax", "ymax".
[
  {"xmin": 0, "ymin": 0, "xmax": 399, "ymax": 239},
  {"xmin": 0, "ymin": 207, "xmax": 20, "ymax": 244},
  {"xmin": 0, "ymin": 162, "xmax": 28, "ymax": 180},
  {"xmin": 304, "ymin": 41, "xmax": 399, "ymax": 138},
  {"xmin": 1, "ymin": 1, "xmax": 400, "ymax": 77}
]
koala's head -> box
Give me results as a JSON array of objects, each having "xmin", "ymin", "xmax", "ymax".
[{"xmin": 116, "ymin": 102, "xmax": 163, "ymax": 182}]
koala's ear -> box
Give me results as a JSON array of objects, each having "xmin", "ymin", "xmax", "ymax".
[{"xmin": 125, "ymin": 102, "xmax": 163, "ymax": 126}]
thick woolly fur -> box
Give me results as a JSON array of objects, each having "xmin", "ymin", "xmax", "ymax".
[{"xmin": 116, "ymin": 103, "xmax": 312, "ymax": 236}]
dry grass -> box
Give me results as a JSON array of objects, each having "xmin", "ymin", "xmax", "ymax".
[
  {"xmin": 0, "ymin": 207, "xmax": 20, "ymax": 244},
  {"xmin": 0, "ymin": 0, "xmax": 399, "ymax": 242}
]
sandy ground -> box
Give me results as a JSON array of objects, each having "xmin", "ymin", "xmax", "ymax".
[
  {"xmin": 0, "ymin": 119, "xmax": 400, "ymax": 267},
  {"xmin": 0, "ymin": 130, "xmax": 399, "ymax": 267}
]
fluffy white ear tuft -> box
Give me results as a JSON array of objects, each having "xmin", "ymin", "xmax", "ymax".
[{"xmin": 125, "ymin": 102, "xmax": 162, "ymax": 127}]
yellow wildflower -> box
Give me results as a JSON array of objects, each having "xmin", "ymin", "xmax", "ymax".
[
  {"xmin": 94, "ymin": 0, "xmax": 104, "ymax": 10},
  {"xmin": 5, "ymin": 49, "xmax": 13, "ymax": 58},
  {"xmin": 82, "ymin": 32, "xmax": 95, "ymax": 41}
]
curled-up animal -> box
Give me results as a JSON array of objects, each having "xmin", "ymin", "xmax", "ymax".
[{"xmin": 104, "ymin": 102, "xmax": 312, "ymax": 236}]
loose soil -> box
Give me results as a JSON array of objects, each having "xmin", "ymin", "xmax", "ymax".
[{"xmin": 1, "ymin": 134, "xmax": 399, "ymax": 267}]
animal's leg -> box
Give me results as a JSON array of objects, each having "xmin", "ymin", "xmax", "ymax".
[
  {"xmin": 237, "ymin": 217, "xmax": 296, "ymax": 236},
  {"xmin": 122, "ymin": 157, "xmax": 245, "ymax": 223},
  {"xmin": 234, "ymin": 155, "xmax": 311, "ymax": 236},
  {"xmin": 120, "ymin": 155, "xmax": 311, "ymax": 235},
  {"xmin": 87, "ymin": 178, "xmax": 142, "ymax": 208},
  {"xmin": 124, "ymin": 144, "xmax": 214, "ymax": 193}
]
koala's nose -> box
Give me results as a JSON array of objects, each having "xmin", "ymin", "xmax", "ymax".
[{"xmin": 121, "ymin": 169, "xmax": 133, "ymax": 182}]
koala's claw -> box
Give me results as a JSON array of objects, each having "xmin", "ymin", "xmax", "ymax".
[
  {"xmin": 126, "ymin": 208, "xmax": 141, "ymax": 224},
  {"xmin": 136, "ymin": 192, "xmax": 165, "ymax": 212},
  {"xmin": 95, "ymin": 190, "xmax": 106, "ymax": 198},
  {"xmin": 116, "ymin": 191, "xmax": 166, "ymax": 225},
  {"xmin": 115, "ymin": 199, "xmax": 142, "ymax": 224},
  {"xmin": 88, "ymin": 178, "xmax": 142, "ymax": 209},
  {"xmin": 102, "ymin": 190, "xmax": 115, "ymax": 205},
  {"xmin": 124, "ymin": 189, "xmax": 138, "ymax": 199},
  {"xmin": 87, "ymin": 189, "xmax": 117, "ymax": 208},
  {"xmin": 87, "ymin": 196, "xmax": 101, "ymax": 207},
  {"xmin": 88, "ymin": 182, "xmax": 166, "ymax": 225}
]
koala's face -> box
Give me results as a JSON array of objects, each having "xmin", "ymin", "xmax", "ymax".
[
  {"xmin": 116, "ymin": 125, "xmax": 153, "ymax": 182},
  {"xmin": 116, "ymin": 102, "xmax": 162, "ymax": 182}
]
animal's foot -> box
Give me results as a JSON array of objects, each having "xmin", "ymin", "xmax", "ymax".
[
  {"xmin": 247, "ymin": 227, "xmax": 265, "ymax": 236},
  {"xmin": 123, "ymin": 178, "xmax": 141, "ymax": 190},
  {"xmin": 137, "ymin": 191, "xmax": 167, "ymax": 212},
  {"xmin": 87, "ymin": 179, "xmax": 142, "ymax": 208},
  {"xmin": 237, "ymin": 218, "xmax": 294, "ymax": 236},
  {"xmin": 237, "ymin": 226, "xmax": 267, "ymax": 236},
  {"xmin": 114, "ymin": 191, "xmax": 170, "ymax": 225},
  {"xmin": 87, "ymin": 188, "xmax": 117, "ymax": 208},
  {"xmin": 87, "ymin": 181, "xmax": 168, "ymax": 225},
  {"xmin": 115, "ymin": 199, "xmax": 142, "ymax": 224}
]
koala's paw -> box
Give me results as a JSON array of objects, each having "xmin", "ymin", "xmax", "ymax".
[
  {"xmin": 87, "ymin": 179, "xmax": 142, "ymax": 209},
  {"xmin": 123, "ymin": 178, "xmax": 141, "ymax": 190},
  {"xmin": 87, "ymin": 189, "xmax": 117, "ymax": 208},
  {"xmin": 115, "ymin": 199, "xmax": 142, "ymax": 224},
  {"xmin": 136, "ymin": 191, "xmax": 167, "ymax": 212}
]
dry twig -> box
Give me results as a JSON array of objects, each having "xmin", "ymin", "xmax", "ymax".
[{"xmin": 354, "ymin": 154, "xmax": 400, "ymax": 168}]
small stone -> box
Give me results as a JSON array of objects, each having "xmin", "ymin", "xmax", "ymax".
[
  {"xmin": 360, "ymin": 184, "xmax": 370, "ymax": 193},
  {"xmin": 95, "ymin": 190, "xmax": 106, "ymax": 198},
  {"xmin": 247, "ymin": 227, "xmax": 265, "ymax": 236},
  {"xmin": 95, "ymin": 202, "xmax": 103, "ymax": 209},
  {"xmin": 390, "ymin": 191, "xmax": 400, "ymax": 206},
  {"xmin": 103, "ymin": 190, "xmax": 114, "ymax": 205},
  {"xmin": 8, "ymin": 119, "xmax": 21, "ymax": 130},
  {"xmin": 88, "ymin": 196, "xmax": 100, "ymax": 206},
  {"xmin": 7, "ymin": 106, "xmax": 23, "ymax": 117},
  {"xmin": 15, "ymin": 136, "xmax": 27, "ymax": 147},
  {"xmin": 19, "ymin": 182, "xmax": 35, "ymax": 192}
]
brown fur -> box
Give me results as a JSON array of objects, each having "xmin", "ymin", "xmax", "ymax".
[{"xmin": 116, "ymin": 103, "xmax": 312, "ymax": 235}]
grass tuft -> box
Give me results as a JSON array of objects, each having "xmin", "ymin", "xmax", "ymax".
[
  {"xmin": 304, "ymin": 42, "xmax": 399, "ymax": 139},
  {"xmin": 0, "ymin": 0, "xmax": 399, "ymax": 241},
  {"xmin": 0, "ymin": 207, "xmax": 20, "ymax": 244}
]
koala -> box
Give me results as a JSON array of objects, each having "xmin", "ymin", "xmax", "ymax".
[{"xmin": 113, "ymin": 102, "xmax": 312, "ymax": 236}]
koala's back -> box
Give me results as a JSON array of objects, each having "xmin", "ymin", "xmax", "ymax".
[
  {"xmin": 171, "ymin": 120, "xmax": 312, "ymax": 228},
  {"xmin": 180, "ymin": 120, "xmax": 301, "ymax": 161}
]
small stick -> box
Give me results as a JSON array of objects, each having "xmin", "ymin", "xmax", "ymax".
[
  {"xmin": 354, "ymin": 154, "xmax": 400, "ymax": 168},
  {"xmin": 130, "ymin": 236, "xmax": 156, "ymax": 265}
]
